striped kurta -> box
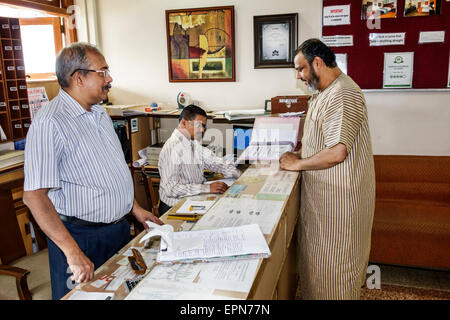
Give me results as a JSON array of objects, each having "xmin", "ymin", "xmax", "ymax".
[{"xmin": 299, "ymin": 73, "xmax": 375, "ymax": 299}]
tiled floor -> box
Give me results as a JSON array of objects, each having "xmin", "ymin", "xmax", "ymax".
[{"xmin": 296, "ymin": 264, "xmax": 450, "ymax": 300}]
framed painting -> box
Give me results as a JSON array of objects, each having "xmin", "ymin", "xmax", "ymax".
[
  {"xmin": 166, "ymin": 6, "xmax": 235, "ymax": 82},
  {"xmin": 253, "ymin": 13, "xmax": 298, "ymax": 69}
]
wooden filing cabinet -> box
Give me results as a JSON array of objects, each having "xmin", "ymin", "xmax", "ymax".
[
  {"xmin": 0, "ymin": 17, "xmax": 31, "ymax": 143},
  {"xmin": 0, "ymin": 166, "xmax": 46, "ymax": 265}
]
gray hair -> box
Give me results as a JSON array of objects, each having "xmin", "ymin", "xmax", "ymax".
[{"xmin": 55, "ymin": 42, "xmax": 103, "ymax": 88}]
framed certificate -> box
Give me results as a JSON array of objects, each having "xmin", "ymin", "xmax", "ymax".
[
  {"xmin": 254, "ymin": 13, "xmax": 298, "ymax": 69},
  {"xmin": 383, "ymin": 52, "xmax": 414, "ymax": 88}
]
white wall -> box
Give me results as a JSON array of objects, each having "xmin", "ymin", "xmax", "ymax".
[{"xmin": 89, "ymin": 0, "xmax": 449, "ymax": 156}]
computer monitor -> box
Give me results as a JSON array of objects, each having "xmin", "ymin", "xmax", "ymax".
[{"xmin": 233, "ymin": 125, "xmax": 253, "ymax": 160}]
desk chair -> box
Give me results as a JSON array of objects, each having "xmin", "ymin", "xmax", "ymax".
[
  {"xmin": 0, "ymin": 176, "xmax": 51, "ymax": 300},
  {"xmin": 141, "ymin": 166, "xmax": 160, "ymax": 217}
]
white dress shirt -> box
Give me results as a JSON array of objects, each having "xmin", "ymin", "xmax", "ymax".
[
  {"xmin": 158, "ymin": 128, "xmax": 240, "ymax": 207},
  {"xmin": 24, "ymin": 89, "xmax": 134, "ymax": 223}
]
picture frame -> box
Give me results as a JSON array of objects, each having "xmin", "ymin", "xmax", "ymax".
[
  {"xmin": 361, "ymin": 0, "xmax": 398, "ymax": 20},
  {"xmin": 253, "ymin": 13, "xmax": 298, "ymax": 69},
  {"xmin": 165, "ymin": 6, "xmax": 235, "ymax": 82},
  {"xmin": 404, "ymin": 0, "xmax": 441, "ymax": 17}
]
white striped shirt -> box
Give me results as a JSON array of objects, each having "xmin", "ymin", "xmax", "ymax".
[
  {"xmin": 24, "ymin": 89, "xmax": 134, "ymax": 223},
  {"xmin": 158, "ymin": 128, "xmax": 240, "ymax": 207}
]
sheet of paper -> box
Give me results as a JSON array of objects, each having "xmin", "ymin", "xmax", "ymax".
[
  {"xmin": 91, "ymin": 265, "xmax": 138, "ymax": 291},
  {"xmin": 192, "ymin": 198, "xmax": 284, "ymax": 235},
  {"xmin": 336, "ymin": 53, "xmax": 348, "ymax": 74},
  {"xmin": 27, "ymin": 87, "xmax": 49, "ymax": 120},
  {"xmin": 239, "ymin": 163, "xmax": 280, "ymax": 179},
  {"xmin": 252, "ymin": 116, "xmax": 300, "ymax": 139},
  {"xmin": 239, "ymin": 144, "xmax": 292, "ymax": 161},
  {"xmin": 322, "ymin": 35, "xmax": 353, "ymax": 47},
  {"xmin": 204, "ymin": 178, "xmax": 236, "ymax": 186},
  {"xmin": 323, "ymin": 5, "xmax": 351, "ymax": 26},
  {"xmin": 251, "ymin": 128, "xmax": 297, "ymax": 145},
  {"xmin": 147, "ymin": 263, "xmax": 202, "ymax": 282},
  {"xmin": 158, "ymin": 224, "xmax": 270, "ymax": 263},
  {"xmin": 419, "ymin": 31, "xmax": 445, "ymax": 44},
  {"xmin": 226, "ymin": 184, "xmax": 247, "ymax": 198},
  {"xmin": 176, "ymin": 199, "xmax": 216, "ymax": 215},
  {"xmin": 0, "ymin": 125, "xmax": 6, "ymax": 141},
  {"xmin": 369, "ymin": 32, "xmax": 405, "ymax": 46},
  {"xmin": 125, "ymin": 279, "xmax": 238, "ymax": 300},
  {"xmin": 178, "ymin": 220, "xmax": 196, "ymax": 231},
  {"xmin": 140, "ymin": 221, "xmax": 174, "ymax": 251},
  {"xmin": 68, "ymin": 291, "xmax": 115, "ymax": 300},
  {"xmin": 259, "ymin": 178, "xmax": 295, "ymax": 195},
  {"xmin": 197, "ymin": 259, "xmax": 260, "ymax": 293}
]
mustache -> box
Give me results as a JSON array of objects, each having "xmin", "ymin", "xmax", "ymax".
[{"xmin": 103, "ymin": 83, "xmax": 112, "ymax": 90}]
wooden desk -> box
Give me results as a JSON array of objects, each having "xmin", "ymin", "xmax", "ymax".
[{"xmin": 63, "ymin": 163, "xmax": 301, "ymax": 300}]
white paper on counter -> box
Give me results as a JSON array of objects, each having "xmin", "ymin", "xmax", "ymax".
[{"xmin": 197, "ymin": 259, "xmax": 260, "ymax": 293}]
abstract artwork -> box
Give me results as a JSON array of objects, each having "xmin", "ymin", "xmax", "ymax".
[{"xmin": 165, "ymin": 6, "xmax": 235, "ymax": 82}]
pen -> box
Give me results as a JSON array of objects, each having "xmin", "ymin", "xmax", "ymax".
[
  {"xmin": 103, "ymin": 280, "xmax": 112, "ymax": 291},
  {"xmin": 189, "ymin": 205, "xmax": 206, "ymax": 211},
  {"xmin": 167, "ymin": 215, "xmax": 201, "ymax": 222}
]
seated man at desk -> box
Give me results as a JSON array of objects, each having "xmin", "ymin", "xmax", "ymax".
[{"xmin": 158, "ymin": 105, "xmax": 241, "ymax": 214}]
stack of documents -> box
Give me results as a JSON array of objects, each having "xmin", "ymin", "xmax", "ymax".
[
  {"xmin": 140, "ymin": 223, "xmax": 270, "ymax": 264},
  {"xmin": 215, "ymin": 109, "xmax": 268, "ymax": 121},
  {"xmin": 0, "ymin": 150, "xmax": 24, "ymax": 169}
]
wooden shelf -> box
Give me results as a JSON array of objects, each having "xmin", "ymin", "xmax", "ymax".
[{"xmin": 0, "ymin": 17, "xmax": 30, "ymax": 143}]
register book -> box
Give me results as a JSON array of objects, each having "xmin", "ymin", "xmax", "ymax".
[
  {"xmin": 140, "ymin": 223, "xmax": 270, "ymax": 264},
  {"xmin": 237, "ymin": 116, "xmax": 301, "ymax": 161}
]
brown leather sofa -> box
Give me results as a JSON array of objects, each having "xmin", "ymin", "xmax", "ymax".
[{"xmin": 369, "ymin": 155, "xmax": 450, "ymax": 270}]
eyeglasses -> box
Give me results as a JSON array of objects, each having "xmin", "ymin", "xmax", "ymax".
[
  {"xmin": 189, "ymin": 121, "xmax": 207, "ymax": 130},
  {"xmin": 70, "ymin": 68, "xmax": 111, "ymax": 78}
]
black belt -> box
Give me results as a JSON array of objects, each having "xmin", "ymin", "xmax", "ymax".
[{"xmin": 59, "ymin": 214, "xmax": 127, "ymax": 227}]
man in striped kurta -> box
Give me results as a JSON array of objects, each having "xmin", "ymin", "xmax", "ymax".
[
  {"xmin": 280, "ymin": 39, "xmax": 375, "ymax": 299},
  {"xmin": 23, "ymin": 43, "xmax": 162, "ymax": 299}
]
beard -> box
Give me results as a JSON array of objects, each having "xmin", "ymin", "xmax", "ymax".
[{"xmin": 307, "ymin": 67, "xmax": 320, "ymax": 93}]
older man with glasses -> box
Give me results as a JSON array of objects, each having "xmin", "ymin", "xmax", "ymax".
[
  {"xmin": 22, "ymin": 42, "xmax": 163, "ymax": 300},
  {"xmin": 158, "ymin": 105, "xmax": 241, "ymax": 215}
]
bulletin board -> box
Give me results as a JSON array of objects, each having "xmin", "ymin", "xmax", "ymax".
[{"xmin": 321, "ymin": 0, "xmax": 450, "ymax": 89}]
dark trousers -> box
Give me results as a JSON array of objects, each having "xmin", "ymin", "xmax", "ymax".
[
  {"xmin": 47, "ymin": 219, "xmax": 130, "ymax": 300},
  {"xmin": 158, "ymin": 201, "xmax": 172, "ymax": 215}
]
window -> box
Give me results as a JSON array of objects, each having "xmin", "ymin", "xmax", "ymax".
[{"xmin": 20, "ymin": 17, "xmax": 63, "ymax": 80}]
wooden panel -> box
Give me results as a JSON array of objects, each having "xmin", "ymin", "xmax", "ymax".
[
  {"xmin": 285, "ymin": 176, "xmax": 301, "ymax": 249},
  {"xmin": 130, "ymin": 117, "xmax": 152, "ymax": 162},
  {"xmin": 133, "ymin": 169, "xmax": 151, "ymax": 212},
  {"xmin": 0, "ymin": 181, "xmax": 26, "ymax": 264},
  {"xmin": 0, "ymin": 0, "xmax": 69, "ymax": 16},
  {"xmin": 276, "ymin": 230, "xmax": 299, "ymax": 300},
  {"xmin": 16, "ymin": 208, "xmax": 33, "ymax": 256},
  {"xmin": 248, "ymin": 215, "xmax": 287, "ymax": 300}
]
